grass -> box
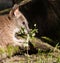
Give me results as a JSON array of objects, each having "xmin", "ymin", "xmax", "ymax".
[
  {"xmin": 0, "ymin": 45, "xmax": 20, "ymax": 58},
  {"xmin": 0, "ymin": 25, "xmax": 60, "ymax": 63},
  {"xmin": 0, "ymin": 43, "xmax": 60, "ymax": 63}
]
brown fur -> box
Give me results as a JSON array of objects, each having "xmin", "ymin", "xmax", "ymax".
[{"xmin": 0, "ymin": 4, "xmax": 30, "ymax": 48}]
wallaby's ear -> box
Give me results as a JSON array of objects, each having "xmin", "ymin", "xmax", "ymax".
[{"xmin": 9, "ymin": 4, "xmax": 20, "ymax": 19}]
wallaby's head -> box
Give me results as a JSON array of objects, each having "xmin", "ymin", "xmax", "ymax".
[
  {"xmin": 0, "ymin": 4, "xmax": 30, "ymax": 48},
  {"xmin": 9, "ymin": 4, "xmax": 30, "ymax": 34},
  {"xmin": 7, "ymin": 4, "xmax": 30, "ymax": 47}
]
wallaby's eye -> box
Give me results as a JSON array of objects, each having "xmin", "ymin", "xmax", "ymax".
[{"xmin": 23, "ymin": 22, "xmax": 25, "ymax": 25}]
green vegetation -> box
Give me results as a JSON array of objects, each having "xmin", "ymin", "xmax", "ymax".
[
  {"xmin": 0, "ymin": 24, "xmax": 60, "ymax": 63},
  {"xmin": 0, "ymin": 45, "xmax": 19, "ymax": 58}
]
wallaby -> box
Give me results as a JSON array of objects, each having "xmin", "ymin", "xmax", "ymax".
[{"xmin": 0, "ymin": 4, "xmax": 30, "ymax": 48}]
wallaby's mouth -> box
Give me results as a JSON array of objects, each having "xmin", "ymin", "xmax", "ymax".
[
  {"xmin": 15, "ymin": 32, "xmax": 27, "ymax": 40},
  {"xmin": 15, "ymin": 27, "xmax": 28, "ymax": 40}
]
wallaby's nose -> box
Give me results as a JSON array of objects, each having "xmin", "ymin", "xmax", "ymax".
[
  {"xmin": 26, "ymin": 26, "xmax": 30, "ymax": 33},
  {"xmin": 24, "ymin": 26, "xmax": 30, "ymax": 34}
]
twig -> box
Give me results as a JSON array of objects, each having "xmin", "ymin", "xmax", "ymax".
[{"xmin": 18, "ymin": 0, "xmax": 31, "ymax": 6}]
